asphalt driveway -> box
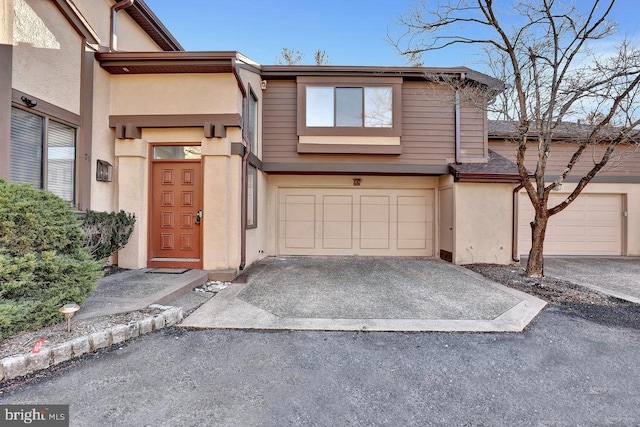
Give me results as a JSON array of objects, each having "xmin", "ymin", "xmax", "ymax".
[
  {"xmin": 537, "ymin": 257, "xmax": 640, "ymax": 303},
  {"xmin": 181, "ymin": 257, "xmax": 545, "ymax": 332},
  {"xmin": 3, "ymin": 305, "xmax": 640, "ymax": 426}
]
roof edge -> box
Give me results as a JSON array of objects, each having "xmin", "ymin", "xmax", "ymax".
[{"xmin": 124, "ymin": 0, "xmax": 183, "ymax": 52}]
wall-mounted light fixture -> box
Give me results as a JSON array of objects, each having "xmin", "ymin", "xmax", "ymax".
[
  {"xmin": 353, "ymin": 178, "xmax": 362, "ymax": 186},
  {"xmin": 96, "ymin": 160, "xmax": 113, "ymax": 182},
  {"xmin": 20, "ymin": 96, "xmax": 37, "ymax": 108},
  {"xmin": 261, "ymin": 80, "xmax": 267, "ymax": 90}
]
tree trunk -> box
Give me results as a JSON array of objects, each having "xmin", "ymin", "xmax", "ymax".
[{"xmin": 525, "ymin": 209, "xmax": 549, "ymax": 278}]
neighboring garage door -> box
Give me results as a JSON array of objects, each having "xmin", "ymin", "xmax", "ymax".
[
  {"xmin": 278, "ymin": 188, "xmax": 434, "ymax": 256},
  {"xmin": 518, "ymin": 193, "xmax": 623, "ymax": 256}
]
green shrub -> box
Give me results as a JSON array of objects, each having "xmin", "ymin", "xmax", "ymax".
[
  {"xmin": 0, "ymin": 180, "xmax": 102, "ymax": 340},
  {"xmin": 81, "ymin": 210, "xmax": 136, "ymax": 262}
]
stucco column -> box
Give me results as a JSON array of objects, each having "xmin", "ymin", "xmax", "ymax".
[
  {"xmin": 0, "ymin": 0, "xmax": 13, "ymax": 180},
  {"xmin": 201, "ymin": 128, "xmax": 242, "ymax": 271},
  {"xmin": 115, "ymin": 138, "xmax": 148, "ymax": 269}
]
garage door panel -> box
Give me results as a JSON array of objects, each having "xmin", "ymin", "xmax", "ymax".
[
  {"xmin": 361, "ymin": 222, "xmax": 390, "ymax": 240},
  {"xmin": 279, "ymin": 187, "xmax": 434, "ymax": 256},
  {"xmin": 323, "ymin": 237, "xmax": 352, "ymax": 249},
  {"xmin": 360, "ymin": 238, "xmax": 390, "ymax": 249},
  {"xmin": 518, "ymin": 193, "xmax": 622, "ymax": 256},
  {"xmin": 285, "ymin": 195, "xmax": 315, "ymax": 221}
]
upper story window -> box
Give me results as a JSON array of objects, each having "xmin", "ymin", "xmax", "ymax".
[
  {"xmin": 10, "ymin": 106, "xmax": 76, "ymax": 203},
  {"xmin": 306, "ymin": 86, "xmax": 393, "ymax": 128},
  {"xmin": 247, "ymin": 89, "xmax": 258, "ymax": 153},
  {"xmin": 297, "ymin": 76, "xmax": 402, "ymax": 137}
]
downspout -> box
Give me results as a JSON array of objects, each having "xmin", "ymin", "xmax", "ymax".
[
  {"xmin": 512, "ymin": 183, "xmax": 524, "ymax": 262},
  {"xmin": 232, "ymin": 58, "xmax": 250, "ymax": 271},
  {"xmin": 454, "ymin": 72, "xmax": 465, "ymax": 164},
  {"xmin": 110, "ymin": 0, "xmax": 134, "ymax": 52}
]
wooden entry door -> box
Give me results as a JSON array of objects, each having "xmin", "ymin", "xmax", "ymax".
[{"xmin": 149, "ymin": 161, "xmax": 202, "ymax": 267}]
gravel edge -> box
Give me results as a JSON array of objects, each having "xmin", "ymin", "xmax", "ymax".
[{"xmin": 0, "ymin": 305, "xmax": 183, "ymax": 384}]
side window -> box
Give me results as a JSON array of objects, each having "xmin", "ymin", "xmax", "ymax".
[
  {"xmin": 10, "ymin": 107, "xmax": 76, "ymax": 203},
  {"xmin": 247, "ymin": 165, "xmax": 257, "ymax": 228},
  {"xmin": 305, "ymin": 86, "xmax": 393, "ymax": 128},
  {"xmin": 248, "ymin": 89, "xmax": 258, "ymax": 154}
]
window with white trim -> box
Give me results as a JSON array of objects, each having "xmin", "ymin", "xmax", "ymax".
[
  {"xmin": 10, "ymin": 106, "xmax": 76, "ymax": 203},
  {"xmin": 306, "ymin": 86, "xmax": 393, "ymax": 128}
]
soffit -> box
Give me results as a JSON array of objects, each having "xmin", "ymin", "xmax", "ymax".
[{"xmin": 96, "ymin": 51, "xmax": 238, "ymax": 74}]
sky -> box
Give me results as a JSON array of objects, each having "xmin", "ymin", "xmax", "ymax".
[{"xmin": 145, "ymin": 0, "xmax": 640, "ymax": 70}]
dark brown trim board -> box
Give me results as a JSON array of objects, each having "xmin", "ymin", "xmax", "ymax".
[
  {"xmin": 109, "ymin": 114, "xmax": 242, "ymax": 139},
  {"xmin": 0, "ymin": 44, "xmax": 12, "ymax": 179},
  {"xmin": 96, "ymin": 51, "xmax": 244, "ymax": 74},
  {"xmin": 263, "ymin": 162, "xmax": 449, "ymax": 175},
  {"xmin": 52, "ymin": 0, "xmax": 100, "ymax": 45},
  {"xmin": 231, "ymin": 143, "xmax": 264, "ymax": 170},
  {"xmin": 12, "ymin": 89, "xmax": 81, "ymax": 126},
  {"xmin": 440, "ymin": 250, "xmax": 453, "ymax": 262},
  {"xmin": 297, "ymin": 143, "xmax": 402, "ymax": 155},
  {"xmin": 261, "ymin": 66, "xmax": 503, "ymax": 90},
  {"xmin": 123, "ymin": 0, "xmax": 183, "ymax": 52}
]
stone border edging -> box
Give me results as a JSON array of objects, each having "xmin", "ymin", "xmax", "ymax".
[{"xmin": 0, "ymin": 305, "xmax": 183, "ymax": 383}]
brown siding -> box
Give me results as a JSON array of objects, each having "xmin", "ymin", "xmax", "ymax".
[
  {"xmin": 262, "ymin": 80, "xmax": 471, "ymax": 168},
  {"xmin": 489, "ymin": 139, "xmax": 640, "ymax": 178},
  {"xmin": 262, "ymin": 80, "xmax": 298, "ymax": 161},
  {"xmin": 459, "ymin": 101, "xmax": 487, "ymax": 159}
]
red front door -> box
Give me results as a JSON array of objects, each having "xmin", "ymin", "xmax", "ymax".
[{"xmin": 149, "ymin": 161, "xmax": 202, "ymax": 268}]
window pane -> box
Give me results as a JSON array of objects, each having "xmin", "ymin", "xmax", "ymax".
[
  {"xmin": 47, "ymin": 120, "xmax": 76, "ymax": 202},
  {"xmin": 10, "ymin": 107, "xmax": 43, "ymax": 188},
  {"xmin": 248, "ymin": 91, "xmax": 258, "ymax": 153},
  {"xmin": 153, "ymin": 146, "xmax": 202, "ymax": 159},
  {"xmin": 336, "ymin": 87, "xmax": 363, "ymax": 127},
  {"xmin": 247, "ymin": 165, "xmax": 257, "ymax": 227},
  {"xmin": 365, "ymin": 87, "xmax": 393, "ymax": 127},
  {"xmin": 306, "ymin": 87, "xmax": 334, "ymax": 127}
]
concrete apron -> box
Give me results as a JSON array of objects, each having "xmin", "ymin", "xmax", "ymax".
[{"xmin": 180, "ymin": 257, "xmax": 546, "ymax": 333}]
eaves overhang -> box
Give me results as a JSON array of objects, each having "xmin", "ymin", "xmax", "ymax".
[
  {"xmin": 96, "ymin": 51, "xmax": 262, "ymax": 74},
  {"xmin": 261, "ymin": 65, "xmax": 504, "ymax": 90},
  {"xmin": 123, "ymin": 0, "xmax": 183, "ymax": 52}
]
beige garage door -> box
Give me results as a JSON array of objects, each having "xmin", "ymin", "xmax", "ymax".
[
  {"xmin": 278, "ymin": 188, "xmax": 435, "ymax": 256},
  {"xmin": 518, "ymin": 193, "xmax": 623, "ymax": 256}
]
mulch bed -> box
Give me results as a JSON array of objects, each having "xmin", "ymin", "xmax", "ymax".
[{"xmin": 466, "ymin": 263, "xmax": 640, "ymax": 330}]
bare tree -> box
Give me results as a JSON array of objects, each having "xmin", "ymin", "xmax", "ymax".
[
  {"xmin": 314, "ymin": 49, "xmax": 331, "ymax": 65},
  {"xmin": 392, "ymin": 0, "xmax": 640, "ymax": 277},
  {"xmin": 276, "ymin": 48, "xmax": 331, "ymax": 65},
  {"xmin": 275, "ymin": 48, "xmax": 304, "ymax": 65}
]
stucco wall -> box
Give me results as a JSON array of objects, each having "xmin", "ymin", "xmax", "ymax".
[
  {"xmin": 245, "ymin": 170, "xmax": 268, "ymax": 267},
  {"xmin": 90, "ymin": 65, "xmax": 117, "ymax": 211},
  {"xmin": 110, "ymin": 74, "xmax": 239, "ymax": 116},
  {"xmin": 454, "ymin": 182, "xmax": 514, "ymax": 265},
  {"xmin": 74, "ymin": 0, "xmax": 161, "ymax": 52},
  {"xmin": 12, "ymin": 0, "xmax": 81, "ymax": 114}
]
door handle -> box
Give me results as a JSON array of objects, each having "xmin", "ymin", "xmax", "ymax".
[{"xmin": 195, "ymin": 209, "xmax": 202, "ymax": 225}]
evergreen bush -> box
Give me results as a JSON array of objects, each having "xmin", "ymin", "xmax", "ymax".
[
  {"xmin": 81, "ymin": 210, "xmax": 136, "ymax": 262},
  {"xmin": 0, "ymin": 180, "xmax": 102, "ymax": 340}
]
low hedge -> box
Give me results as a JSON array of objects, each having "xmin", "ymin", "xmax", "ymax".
[{"xmin": 0, "ymin": 180, "xmax": 102, "ymax": 340}]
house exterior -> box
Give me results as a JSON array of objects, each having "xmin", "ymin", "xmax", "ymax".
[
  {"xmin": 489, "ymin": 121, "xmax": 640, "ymax": 258},
  {"xmin": 5, "ymin": 1, "xmax": 634, "ymax": 279}
]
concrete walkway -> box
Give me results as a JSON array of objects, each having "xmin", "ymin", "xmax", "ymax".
[
  {"xmin": 76, "ymin": 268, "xmax": 208, "ymax": 320},
  {"xmin": 537, "ymin": 257, "xmax": 640, "ymax": 304},
  {"xmin": 181, "ymin": 257, "xmax": 546, "ymax": 332}
]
